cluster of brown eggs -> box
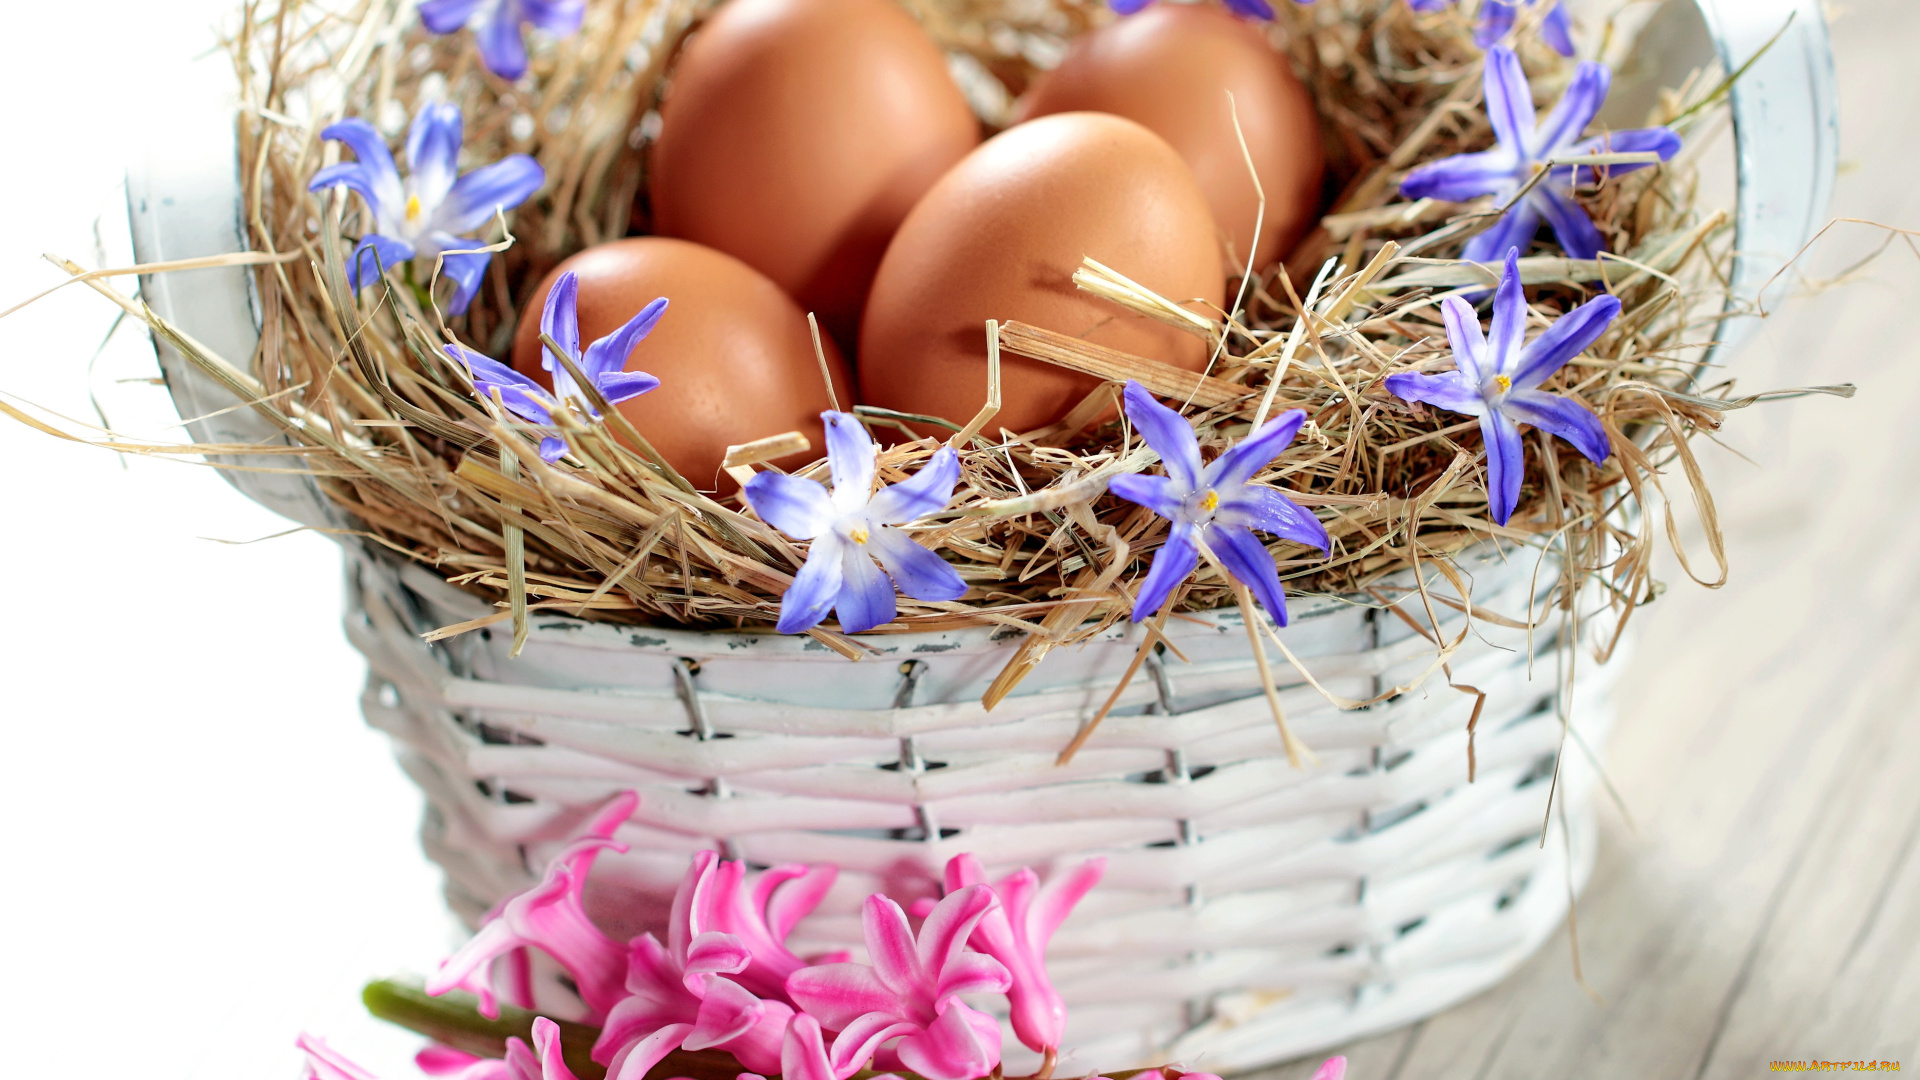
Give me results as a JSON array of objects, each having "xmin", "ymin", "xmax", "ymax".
[{"xmin": 509, "ymin": 0, "xmax": 1323, "ymax": 490}]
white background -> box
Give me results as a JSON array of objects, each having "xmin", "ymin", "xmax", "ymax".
[
  {"xmin": 1, "ymin": 2, "xmax": 1909, "ymax": 1079},
  {"xmin": 0, "ymin": 4, "xmax": 452, "ymax": 1079}
]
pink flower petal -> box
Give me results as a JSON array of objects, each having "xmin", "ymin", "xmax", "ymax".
[
  {"xmin": 760, "ymin": 864, "xmax": 837, "ymax": 941},
  {"xmin": 861, "ymin": 894, "xmax": 924, "ymax": 998},
  {"xmin": 683, "ymin": 977, "xmax": 764, "ymax": 1052},
  {"xmin": 716, "ymin": 998, "xmax": 793, "ymax": 1076},
  {"xmin": 786, "ymin": 961, "xmax": 904, "ymax": 1030},
  {"xmin": 894, "ymin": 999, "xmax": 1002, "ymax": 1080},
  {"xmin": 827, "ymin": 1014, "xmax": 922, "ymax": 1079},
  {"xmin": 604, "ymin": 1022, "xmax": 693, "ymax": 1080},
  {"xmin": 1032, "ymin": 858, "xmax": 1105, "ymax": 940},
  {"xmin": 914, "ymin": 885, "xmax": 996, "ymax": 979},
  {"xmin": 1311, "ymin": 1056, "xmax": 1348, "ymax": 1080},
  {"xmin": 296, "ymin": 1034, "xmax": 382, "ymax": 1080},
  {"xmin": 684, "ymin": 931, "xmax": 753, "ymax": 988},
  {"xmin": 779, "ymin": 1014, "xmax": 837, "ymax": 1080},
  {"xmin": 933, "ymin": 950, "xmax": 1011, "ymax": 1001},
  {"xmin": 532, "ymin": 1018, "xmax": 584, "ymax": 1080},
  {"xmin": 415, "ymin": 1046, "xmax": 484, "ymax": 1077}
]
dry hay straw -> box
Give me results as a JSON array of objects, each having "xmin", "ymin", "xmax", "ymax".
[{"xmin": 15, "ymin": 0, "xmax": 1772, "ymax": 692}]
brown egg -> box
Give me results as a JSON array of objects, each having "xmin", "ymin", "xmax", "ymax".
[
  {"xmin": 1015, "ymin": 4, "xmax": 1324, "ymax": 270},
  {"xmin": 859, "ymin": 112, "xmax": 1225, "ymax": 435},
  {"xmin": 511, "ymin": 238, "xmax": 852, "ymax": 492},
  {"xmin": 648, "ymin": 0, "xmax": 981, "ymax": 356}
]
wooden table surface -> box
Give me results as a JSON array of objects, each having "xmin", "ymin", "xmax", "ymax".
[{"xmin": 1249, "ymin": 2, "xmax": 1920, "ymax": 1075}]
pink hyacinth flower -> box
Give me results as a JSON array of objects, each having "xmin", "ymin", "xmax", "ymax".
[
  {"xmin": 593, "ymin": 851, "xmax": 794, "ymax": 1080},
  {"xmin": 1311, "ymin": 1056, "xmax": 1348, "ymax": 1080},
  {"xmin": 297, "ymin": 1034, "xmax": 382, "ymax": 1080},
  {"xmin": 416, "ymin": 1045, "xmax": 512, "ymax": 1080},
  {"xmin": 786, "ymin": 886, "xmax": 1012, "ymax": 1080},
  {"xmin": 429, "ymin": 792, "xmax": 640, "ymax": 1021},
  {"xmin": 936, "ymin": 853, "xmax": 1105, "ymax": 1054},
  {"xmin": 707, "ymin": 859, "xmax": 839, "ymax": 1001}
]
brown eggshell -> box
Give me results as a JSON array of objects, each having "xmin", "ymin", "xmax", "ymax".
[
  {"xmin": 511, "ymin": 238, "xmax": 852, "ymax": 493},
  {"xmin": 1015, "ymin": 4, "xmax": 1324, "ymax": 269},
  {"xmin": 648, "ymin": 0, "xmax": 981, "ymax": 356},
  {"xmin": 859, "ymin": 112, "xmax": 1225, "ymax": 435}
]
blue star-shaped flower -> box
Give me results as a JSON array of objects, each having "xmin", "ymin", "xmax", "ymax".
[
  {"xmin": 1384, "ymin": 248, "xmax": 1618, "ymax": 525},
  {"xmin": 1108, "ymin": 0, "xmax": 1309, "ymax": 21},
  {"xmin": 308, "ymin": 103, "xmax": 544, "ymax": 315},
  {"xmin": 1107, "ymin": 381, "xmax": 1330, "ymax": 626},
  {"xmin": 1400, "ymin": 46, "xmax": 1680, "ymax": 264},
  {"xmin": 446, "ymin": 270, "xmax": 663, "ymax": 462},
  {"xmin": 1406, "ymin": 0, "xmax": 1576, "ymax": 57},
  {"xmin": 419, "ymin": 0, "xmax": 586, "ymax": 81},
  {"xmin": 745, "ymin": 414, "xmax": 968, "ymax": 635}
]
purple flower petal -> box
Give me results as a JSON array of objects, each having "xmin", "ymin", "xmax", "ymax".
[
  {"xmin": 775, "ymin": 533, "xmax": 845, "ymax": 634},
  {"xmin": 1131, "ymin": 522, "xmax": 1199, "ymax": 622},
  {"xmin": 449, "ymin": 343, "xmax": 556, "ymax": 425},
  {"xmin": 1222, "ymin": 0, "xmax": 1276, "ymax": 18},
  {"xmin": 1532, "ymin": 184, "xmax": 1605, "ymax": 260},
  {"xmin": 1511, "ymin": 292, "xmax": 1619, "ymax": 389},
  {"xmin": 1107, "ymin": 473, "xmax": 1181, "ymax": 519},
  {"xmin": 1219, "ymin": 487, "xmax": 1331, "ymax": 553},
  {"xmin": 1400, "ymin": 149, "xmax": 1519, "ymax": 203},
  {"xmin": 834, "ymin": 544, "xmax": 896, "ymax": 633},
  {"xmin": 539, "ymin": 435, "xmax": 569, "ymax": 463},
  {"xmin": 581, "ymin": 296, "xmax": 667, "ymax": 383},
  {"xmin": 1122, "ymin": 381, "xmax": 1202, "ymax": 490},
  {"xmin": 407, "ymin": 103, "xmax": 464, "ymax": 209},
  {"xmin": 437, "ymin": 245, "xmax": 493, "ymax": 316},
  {"xmin": 1383, "ymin": 370, "xmax": 1486, "ymax": 417},
  {"xmin": 1480, "ymin": 408, "xmax": 1526, "ymax": 525},
  {"xmin": 1541, "ymin": 2, "xmax": 1576, "ymax": 56},
  {"xmin": 1205, "ymin": 408, "xmax": 1305, "ymax": 491},
  {"xmin": 347, "ymin": 234, "xmax": 415, "ymax": 290},
  {"xmin": 1461, "ymin": 199, "xmax": 1542, "ymax": 265},
  {"xmin": 867, "ymin": 526, "xmax": 967, "ymax": 603},
  {"xmin": 1475, "ymin": 0, "xmax": 1517, "ymax": 48},
  {"xmin": 1208, "ymin": 523, "xmax": 1291, "ymax": 626},
  {"xmin": 314, "ymin": 118, "xmax": 404, "ymax": 215},
  {"xmin": 476, "ymin": 4, "xmax": 531, "ymax": 79},
  {"xmin": 822, "ymin": 412, "xmax": 877, "ymax": 507},
  {"xmin": 746, "ymin": 471, "xmax": 835, "ymax": 540},
  {"xmin": 595, "ymin": 370, "xmax": 660, "ymax": 405},
  {"xmin": 1488, "ymin": 247, "xmax": 1527, "ymax": 370},
  {"xmin": 1440, "ymin": 295, "xmax": 1490, "ymax": 381},
  {"xmin": 307, "ymin": 163, "xmax": 387, "ymax": 219},
  {"xmin": 541, "ymin": 271, "xmax": 582, "ymax": 375},
  {"xmin": 1533, "ymin": 61, "xmax": 1609, "ymax": 157},
  {"xmin": 419, "ymin": 0, "xmax": 487, "ymax": 32},
  {"xmin": 1483, "ymin": 48, "xmax": 1537, "ymax": 155},
  {"xmin": 867, "ymin": 447, "xmax": 960, "ymax": 525},
  {"xmin": 1570, "ymin": 127, "xmax": 1682, "ymax": 183},
  {"xmin": 1503, "ymin": 389, "xmax": 1612, "ymax": 464},
  {"xmin": 438, "ymin": 154, "xmax": 546, "ymax": 235},
  {"xmin": 1405, "ymin": 0, "xmax": 1449, "ymax": 11},
  {"xmin": 522, "ymin": 0, "xmax": 587, "ymax": 35}
]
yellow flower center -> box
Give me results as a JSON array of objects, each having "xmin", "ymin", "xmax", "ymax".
[
  {"xmin": 1494, "ymin": 374, "xmax": 1512, "ymax": 392},
  {"xmin": 1201, "ymin": 490, "xmax": 1220, "ymax": 513},
  {"xmin": 849, "ymin": 526, "xmax": 870, "ymax": 545},
  {"xmin": 405, "ymin": 193, "xmax": 424, "ymax": 225}
]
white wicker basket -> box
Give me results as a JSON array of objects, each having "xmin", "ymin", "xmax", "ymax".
[{"xmin": 127, "ymin": 0, "xmax": 1836, "ymax": 1070}]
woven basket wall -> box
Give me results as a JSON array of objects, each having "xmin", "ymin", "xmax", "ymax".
[{"xmin": 349, "ymin": 542, "xmax": 1616, "ymax": 1073}]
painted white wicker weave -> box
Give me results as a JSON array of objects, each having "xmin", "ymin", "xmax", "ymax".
[
  {"xmin": 126, "ymin": 0, "xmax": 1836, "ymax": 1070},
  {"xmin": 347, "ymin": 545, "xmax": 1616, "ymax": 1072}
]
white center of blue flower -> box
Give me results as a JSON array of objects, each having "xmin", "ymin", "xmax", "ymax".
[{"xmin": 1183, "ymin": 488, "xmax": 1222, "ymax": 526}]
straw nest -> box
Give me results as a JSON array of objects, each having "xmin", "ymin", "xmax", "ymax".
[{"xmin": 169, "ymin": 0, "xmax": 1748, "ymax": 678}]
